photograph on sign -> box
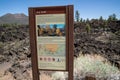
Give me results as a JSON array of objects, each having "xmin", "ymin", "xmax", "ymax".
[{"xmin": 36, "ymin": 14, "xmax": 66, "ymax": 70}]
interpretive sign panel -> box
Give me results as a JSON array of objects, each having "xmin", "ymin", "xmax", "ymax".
[
  {"xmin": 29, "ymin": 5, "xmax": 74, "ymax": 80},
  {"xmin": 36, "ymin": 14, "xmax": 66, "ymax": 70}
]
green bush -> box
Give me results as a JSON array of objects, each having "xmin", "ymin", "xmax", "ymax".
[
  {"xmin": 85, "ymin": 24, "xmax": 91, "ymax": 34},
  {"xmin": 0, "ymin": 42, "xmax": 4, "ymax": 53}
]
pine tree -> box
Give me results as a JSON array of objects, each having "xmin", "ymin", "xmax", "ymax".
[{"xmin": 75, "ymin": 10, "xmax": 80, "ymax": 22}]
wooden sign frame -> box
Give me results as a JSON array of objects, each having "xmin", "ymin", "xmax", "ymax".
[{"xmin": 29, "ymin": 5, "xmax": 74, "ymax": 80}]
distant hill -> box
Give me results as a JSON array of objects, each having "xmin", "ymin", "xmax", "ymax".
[{"xmin": 0, "ymin": 13, "xmax": 28, "ymax": 25}]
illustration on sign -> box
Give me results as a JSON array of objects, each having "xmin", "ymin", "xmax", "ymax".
[{"xmin": 36, "ymin": 14, "xmax": 66, "ymax": 70}]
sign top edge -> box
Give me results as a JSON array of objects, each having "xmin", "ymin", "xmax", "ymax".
[{"xmin": 28, "ymin": 5, "xmax": 73, "ymax": 9}]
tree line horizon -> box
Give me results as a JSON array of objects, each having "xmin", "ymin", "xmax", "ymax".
[
  {"xmin": 75, "ymin": 10, "xmax": 120, "ymax": 22},
  {"xmin": 74, "ymin": 10, "xmax": 120, "ymax": 34}
]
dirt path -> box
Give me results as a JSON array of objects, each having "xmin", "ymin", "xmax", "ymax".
[
  {"xmin": 40, "ymin": 74, "xmax": 52, "ymax": 80},
  {"xmin": 0, "ymin": 62, "xmax": 14, "ymax": 80}
]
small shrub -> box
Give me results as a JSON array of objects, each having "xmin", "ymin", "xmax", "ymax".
[
  {"xmin": 0, "ymin": 42, "xmax": 4, "ymax": 53},
  {"xmin": 85, "ymin": 24, "xmax": 91, "ymax": 34},
  {"xmin": 74, "ymin": 54, "xmax": 120, "ymax": 79}
]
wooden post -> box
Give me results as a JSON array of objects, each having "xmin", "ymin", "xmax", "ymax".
[
  {"xmin": 68, "ymin": 5, "xmax": 74, "ymax": 80},
  {"xmin": 29, "ymin": 8, "xmax": 40, "ymax": 80}
]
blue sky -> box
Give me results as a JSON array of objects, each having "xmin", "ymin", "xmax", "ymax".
[{"xmin": 0, "ymin": 0, "xmax": 120, "ymax": 19}]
